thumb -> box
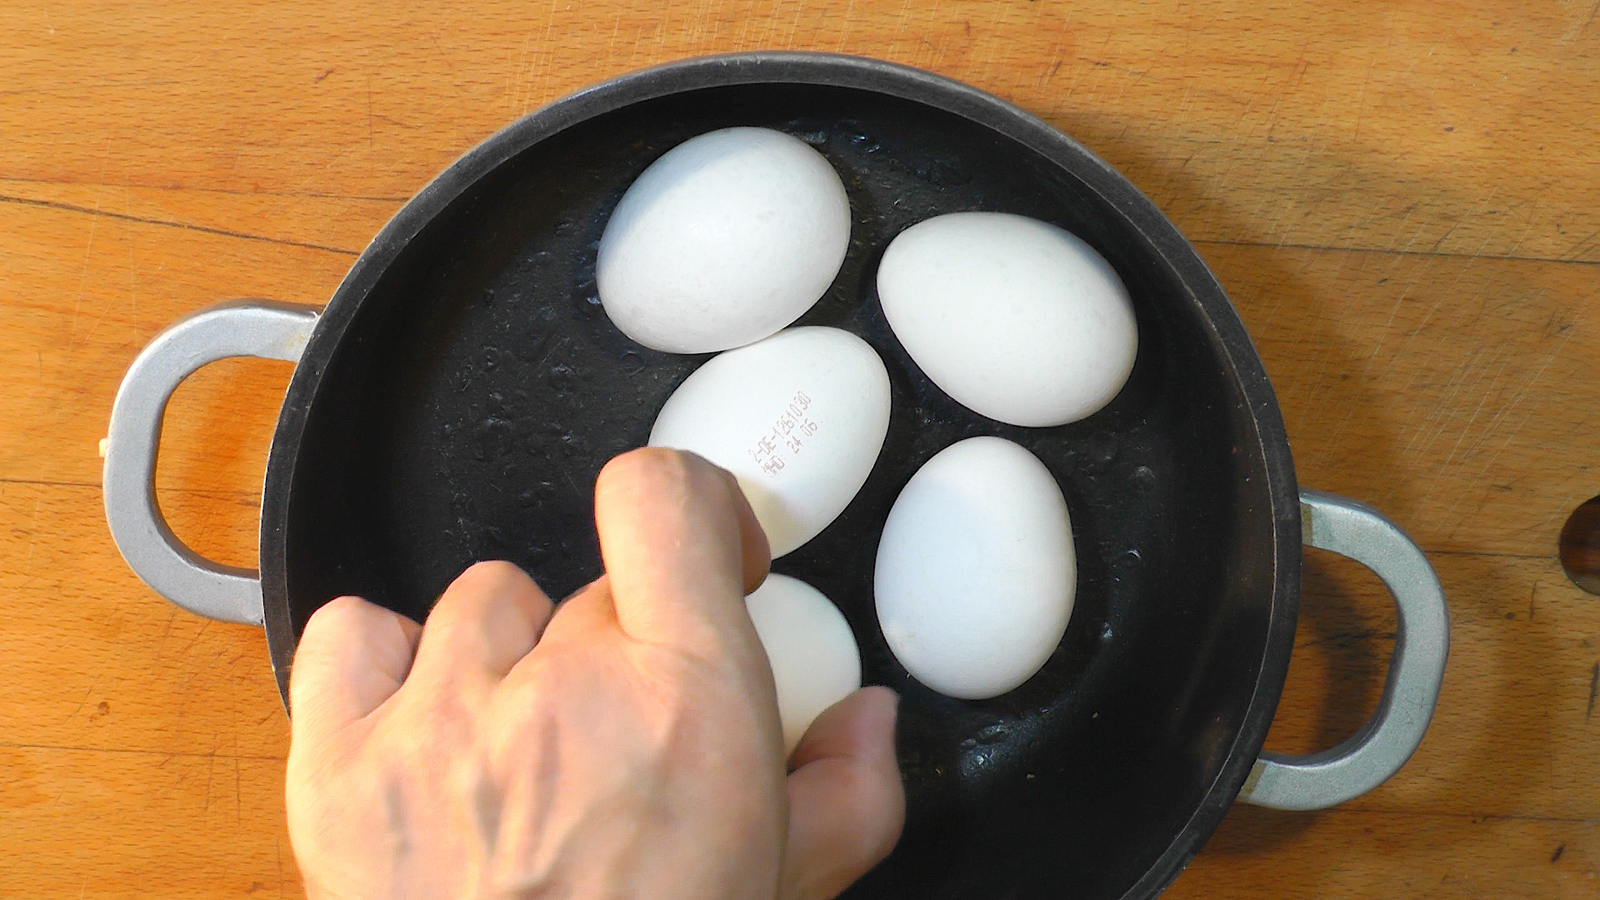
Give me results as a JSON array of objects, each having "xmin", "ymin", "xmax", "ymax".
[{"xmin": 780, "ymin": 686, "xmax": 905, "ymax": 900}]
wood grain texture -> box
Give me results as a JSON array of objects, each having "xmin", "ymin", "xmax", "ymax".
[
  {"xmin": 2, "ymin": 1, "xmax": 1596, "ymax": 897},
  {"xmin": 0, "ymin": 746, "xmax": 299, "ymax": 898}
]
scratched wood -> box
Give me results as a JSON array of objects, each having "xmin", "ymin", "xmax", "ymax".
[
  {"xmin": 4, "ymin": 2, "xmax": 1600, "ymax": 261},
  {"xmin": 2, "ymin": 0, "xmax": 1598, "ymax": 897},
  {"xmin": 0, "ymin": 199, "xmax": 341, "ymax": 492},
  {"xmin": 1174, "ymin": 809, "xmax": 1600, "ymax": 899},
  {"xmin": 0, "ymin": 483, "xmax": 288, "ymax": 757},
  {"xmin": 0, "ymin": 746, "xmax": 300, "ymax": 898},
  {"xmin": 1209, "ymin": 241, "xmax": 1600, "ymax": 558}
]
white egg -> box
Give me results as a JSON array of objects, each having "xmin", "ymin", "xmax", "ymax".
[
  {"xmin": 874, "ymin": 436, "xmax": 1076, "ymax": 700},
  {"xmin": 876, "ymin": 211, "xmax": 1138, "ymax": 427},
  {"xmin": 597, "ymin": 127, "xmax": 852, "ymax": 354},
  {"xmin": 745, "ymin": 574, "xmax": 863, "ymax": 755},
  {"xmin": 649, "ymin": 326, "xmax": 891, "ymax": 558}
]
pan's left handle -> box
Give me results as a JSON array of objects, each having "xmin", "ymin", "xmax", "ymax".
[
  {"xmin": 102, "ymin": 301, "xmax": 320, "ymax": 626},
  {"xmin": 1238, "ymin": 489, "xmax": 1450, "ymax": 810}
]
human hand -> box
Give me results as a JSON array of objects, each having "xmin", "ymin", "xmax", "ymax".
[{"xmin": 285, "ymin": 448, "xmax": 905, "ymax": 900}]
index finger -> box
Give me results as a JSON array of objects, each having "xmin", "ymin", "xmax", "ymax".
[{"xmin": 593, "ymin": 448, "xmax": 770, "ymax": 654}]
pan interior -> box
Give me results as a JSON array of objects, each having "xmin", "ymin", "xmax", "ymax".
[{"xmin": 279, "ymin": 81, "xmax": 1277, "ymax": 900}]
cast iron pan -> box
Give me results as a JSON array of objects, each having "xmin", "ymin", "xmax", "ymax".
[{"xmin": 106, "ymin": 53, "xmax": 1318, "ymax": 898}]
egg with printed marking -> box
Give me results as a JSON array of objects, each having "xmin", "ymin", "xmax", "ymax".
[
  {"xmin": 597, "ymin": 127, "xmax": 852, "ymax": 354},
  {"xmin": 876, "ymin": 211, "xmax": 1137, "ymax": 427},
  {"xmin": 745, "ymin": 574, "xmax": 863, "ymax": 755},
  {"xmin": 874, "ymin": 436, "xmax": 1077, "ymax": 700},
  {"xmin": 648, "ymin": 326, "xmax": 891, "ymax": 558}
]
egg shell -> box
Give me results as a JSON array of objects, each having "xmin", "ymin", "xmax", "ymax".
[
  {"xmin": 874, "ymin": 436, "xmax": 1076, "ymax": 700},
  {"xmin": 876, "ymin": 211, "xmax": 1138, "ymax": 427},
  {"xmin": 745, "ymin": 574, "xmax": 863, "ymax": 755},
  {"xmin": 596, "ymin": 127, "xmax": 852, "ymax": 354},
  {"xmin": 649, "ymin": 326, "xmax": 891, "ymax": 558}
]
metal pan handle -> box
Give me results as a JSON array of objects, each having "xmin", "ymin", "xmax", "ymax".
[
  {"xmin": 1238, "ymin": 489, "xmax": 1450, "ymax": 810},
  {"xmin": 102, "ymin": 301, "xmax": 320, "ymax": 626}
]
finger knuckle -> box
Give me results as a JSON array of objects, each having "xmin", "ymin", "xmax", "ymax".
[
  {"xmin": 392, "ymin": 688, "xmax": 477, "ymax": 750},
  {"xmin": 301, "ymin": 595, "xmax": 383, "ymax": 646},
  {"xmin": 428, "ymin": 576, "xmax": 498, "ymax": 628},
  {"xmin": 458, "ymin": 558, "xmax": 528, "ymax": 589},
  {"xmin": 442, "ymin": 561, "xmax": 532, "ymax": 613}
]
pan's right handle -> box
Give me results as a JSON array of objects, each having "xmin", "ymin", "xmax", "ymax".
[
  {"xmin": 102, "ymin": 301, "xmax": 320, "ymax": 626},
  {"xmin": 1238, "ymin": 489, "xmax": 1450, "ymax": 810}
]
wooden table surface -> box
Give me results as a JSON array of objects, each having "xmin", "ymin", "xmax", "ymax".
[{"xmin": 4, "ymin": 1, "xmax": 1598, "ymax": 897}]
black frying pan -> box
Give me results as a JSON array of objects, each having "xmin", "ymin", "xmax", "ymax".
[{"xmin": 103, "ymin": 52, "xmax": 1449, "ymax": 899}]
